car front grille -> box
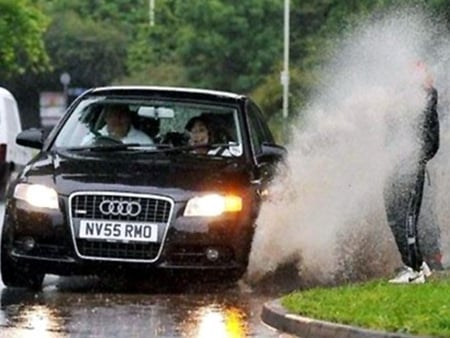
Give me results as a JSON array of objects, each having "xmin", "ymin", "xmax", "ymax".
[
  {"xmin": 69, "ymin": 192, "xmax": 173, "ymax": 262},
  {"xmin": 77, "ymin": 239, "xmax": 160, "ymax": 260},
  {"xmin": 71, "ymin": 194, "xmax": 171, "ymax": 223}
]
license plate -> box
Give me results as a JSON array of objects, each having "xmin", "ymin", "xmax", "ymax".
[{"xmin": 79, "ymin": 220, "xmax": 158, "ymax": 242}]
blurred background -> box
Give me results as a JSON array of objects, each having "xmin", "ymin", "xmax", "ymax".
[{"xmin": 4, "ymin": 0, "xmax": 450, "ymax": 143}]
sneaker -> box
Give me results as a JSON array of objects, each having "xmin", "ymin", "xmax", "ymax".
[
  {"xmin": 388, "ymin": 266, "xmax": 425, "ymax": 284},
  {"xmin": 421, "ymin": 261, "xmax": 432, "ymax": 278}
]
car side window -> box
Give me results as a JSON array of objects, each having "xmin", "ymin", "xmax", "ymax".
[{"xmin": 246, "ymin": 101, "xmax": 274, "ymax": 156}]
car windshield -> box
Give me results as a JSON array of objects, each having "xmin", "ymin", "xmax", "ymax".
[{"xmin": 53, "ymin": 95, "xmax": 243, "ymax": 157}]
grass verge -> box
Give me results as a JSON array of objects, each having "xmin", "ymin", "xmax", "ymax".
[{"xmin": 281, "ymin": 273, "xmax": 450, "ymax": 337}]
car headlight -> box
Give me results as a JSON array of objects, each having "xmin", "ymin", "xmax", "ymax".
[
  {"xmin": 184, "ymin": 193, "xmax": 242, "ymax": 217},
  {"xmin": 14, "ymin": 183, "xmax": 59, "ymax": 209}
]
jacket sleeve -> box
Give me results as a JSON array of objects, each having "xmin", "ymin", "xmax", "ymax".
[{"xmin": 421, "ymin": 87, "xmax": 439, "ymax": 162}]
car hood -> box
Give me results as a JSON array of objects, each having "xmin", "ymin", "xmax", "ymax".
[{"xmin": 20, "ymin": 150, "xmax": 251, "ymax": 200}]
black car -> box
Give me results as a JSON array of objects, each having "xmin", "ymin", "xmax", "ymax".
[{"xmin": 1, "ymin": 86, "xmax": 285, "ymax": 289}]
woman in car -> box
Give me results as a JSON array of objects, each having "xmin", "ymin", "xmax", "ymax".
[{"xmin": 185, "ymin": 115, "xmax": 232, "ymax": 156}]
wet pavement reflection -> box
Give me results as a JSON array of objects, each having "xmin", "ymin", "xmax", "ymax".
[{"xmin": 0, "ymin": 276, "xmax": 293, "ymax": 337}]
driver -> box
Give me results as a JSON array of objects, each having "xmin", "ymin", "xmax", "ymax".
[{"xmin": 82, "ymin": 104, "xmax": 153, "ymax": 145}]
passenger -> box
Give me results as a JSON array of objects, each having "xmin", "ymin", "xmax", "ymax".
[
  {"xmin": 185, "ymin": 115, "xmax": 231, "ymax": 156},
  {"xmin": 82, "ymin": 104, "xmax": 153, "ymax": 145},
  {"xmin": 185, "ymin": 116, "xmax": 211, "ymax": 152}
]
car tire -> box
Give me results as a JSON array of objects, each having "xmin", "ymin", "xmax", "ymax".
[{"xmin": 1, "ymin": 241, "xmax": 44, "ymax": 290}]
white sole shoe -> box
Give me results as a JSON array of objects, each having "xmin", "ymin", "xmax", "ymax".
[{"xmin": 389, "ymin": 267, "xmax": 425, "ymax": 284}]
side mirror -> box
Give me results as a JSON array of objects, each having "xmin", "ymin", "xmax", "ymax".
[
  {"xmin": 257, "ymin": 142, "xmax": 287, "ymax": 163},
  {"xmin": 16, "ymin": 128, "xmax": 44, "ymax": 149}
]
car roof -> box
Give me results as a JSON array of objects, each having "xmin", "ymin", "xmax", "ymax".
[{"xmin": 88, "ymin": 86, "xmax": 246, "ymax": 102}]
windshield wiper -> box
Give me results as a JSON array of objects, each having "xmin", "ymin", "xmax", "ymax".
[{"xmin": 65, "ymin": 142, "xmax": 238, "ymax": 155}]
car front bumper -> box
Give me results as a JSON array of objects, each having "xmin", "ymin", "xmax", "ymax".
[{"xmin": 2, "ymin": 195, "xmax": 255, "ymax": 278}]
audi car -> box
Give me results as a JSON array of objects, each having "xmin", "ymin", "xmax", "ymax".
[{"xmin": 1, "ymin": 86, "xmax": 286, "ymax": 289}]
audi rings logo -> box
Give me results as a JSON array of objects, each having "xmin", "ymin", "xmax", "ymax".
[{"xmin": 99, "ymin": 200, "xmax": 142, "ymax": 217}]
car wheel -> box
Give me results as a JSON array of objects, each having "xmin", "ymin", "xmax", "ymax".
[{"xmin": 1, "ymin": 244, "xmax": 44, "ymax": 290}]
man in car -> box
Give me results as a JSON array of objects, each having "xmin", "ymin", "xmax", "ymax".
[{"xmin": 82, "ymin": 104, "xmax": 153, "ymax": 145}]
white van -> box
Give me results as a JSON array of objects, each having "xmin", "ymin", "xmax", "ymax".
[{"xmin": 0, "ymin": 87, "xmax": 33, "ymax": 200}]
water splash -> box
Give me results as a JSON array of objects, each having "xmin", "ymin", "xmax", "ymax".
[{"xmin": 247, "ymin": 8, "xmax": 450, "ymax": 286}]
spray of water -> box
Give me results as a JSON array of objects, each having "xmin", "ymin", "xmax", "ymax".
[{"xmin": 247, "ymin": 7, "xmax": 450, "ymax": 286}]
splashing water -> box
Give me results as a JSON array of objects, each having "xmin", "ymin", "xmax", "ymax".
[{"xmin": 247, "ymin": 8, "xmax": 450, "ymax": 286}]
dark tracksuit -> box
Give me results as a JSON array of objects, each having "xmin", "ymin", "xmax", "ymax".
[
  {"xmin": 418, "ymin": 179, "xmax": 442, "ymax": 268},
  {"xmin": 383, "ymin": 87, "xmax": 439, "ymax": 272}
]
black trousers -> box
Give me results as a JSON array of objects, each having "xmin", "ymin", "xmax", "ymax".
[
  {"xmin": 383, "ymin": 164, "xmax": 426, "ymax": 271},
  {"xmin": 418, "ymin": 175, "xmax": 442, "ymax": 265}
]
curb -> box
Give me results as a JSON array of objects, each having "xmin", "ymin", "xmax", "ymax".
[{"xmin": 261, "ymin": 299, "xmax": 432, "ymax": 338}]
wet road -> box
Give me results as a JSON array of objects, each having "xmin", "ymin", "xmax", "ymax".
[{"xmin": 0, "ymin": 204, "xmax": 296, "ymax": 337}]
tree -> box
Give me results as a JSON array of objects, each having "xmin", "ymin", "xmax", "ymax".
[
  {"xmin": 44, "ymin": 11, "xmax": 127, "ymax": 88},
  {"xmin": 127, "ymin": 0, "xmax": 284, "ymax": 93},
  {"xmin": 126, "ymin": 0, "xmax": 185, "ymax": 84},
  {"xmin": 35, "ymin": 0, "xmax": 147, "ymax": 38},
  {"xmin": 0, "ymin": 0, "xmax": 49, "ymax": 78},
  {"xmin": 173, "ymin": 0, "xmax": 283, "ymax": 93}
]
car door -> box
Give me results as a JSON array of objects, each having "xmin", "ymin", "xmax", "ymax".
[{"xmin": 245, "ymin": 100, "xmax": 282, "ymax": 209}]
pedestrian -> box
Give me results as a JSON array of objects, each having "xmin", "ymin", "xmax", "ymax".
[{"xmin": 384, "ymin": 61, "xmax": 440, "ymax": 284}]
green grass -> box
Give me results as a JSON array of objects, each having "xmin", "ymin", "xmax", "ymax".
[{"xmin": 281, "ymin": 275, "xmax": 450, "ymax": 337}]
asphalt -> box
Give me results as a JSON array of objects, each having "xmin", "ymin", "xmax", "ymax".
[{"xmin": 261, "ymin": 299, "xmax": 433, "ymax": 338}]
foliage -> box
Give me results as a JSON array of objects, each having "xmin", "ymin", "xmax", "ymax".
[
  {"xmin": 127, "ymin": 0, "xmax": 181, "ymax": 71},
  {"xmin": 251, "ymin": 65, "xmax": 317, "ymax": 118},
  {"xmin": 282, "ymin": 276, "xmax": 450, "ymax": 337},
  {"xmin": 0, "ymin": 0, "xmax": 49, "ymax": 78},
  {"xmin": 127, "ymin": 0, "xmax": 284, "ymax": 93},
  {"xmin": 35, "ymin": 0, "xmax": 146, "ymax": 37},
  {"xmin": 125, "ymin": 0, "xmax": 188, "ymax": 86},
  {"xmin": 117, "ymin": 63, "xmax": 188, "ymax": 87},
  {"xmin": 250, "ymin": 65, "xmax": 318, "ymax": 144},
  {"xmin": 44, "ymin": 11, "xmax": 127, "ymax": 88},
  {"xmin": 5, "ymin": 0, "xmax": 450, "ymax": 129},
  {"xmin": 173, "ymin": 0, "xmax": 283, "ymax": 93}
]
